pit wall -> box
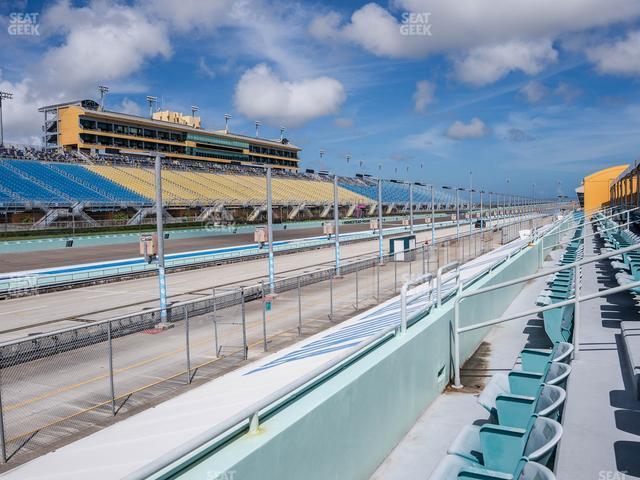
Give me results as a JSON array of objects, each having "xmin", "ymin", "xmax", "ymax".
[{"xmin": 169, "ymin": 240, "xmax": 544, "ymax": 480}]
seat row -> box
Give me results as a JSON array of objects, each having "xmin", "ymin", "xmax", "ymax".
[
  {"xmin": 536, "ymin": 216, "xmax": 584, "ymax": 344},
  {"xmin": 430, "ymin": 342, "xmax": 573, "ymax": 479},
  {"xmin": 594, "ymin": 212, "xmax": 640, "ymax": 293}
]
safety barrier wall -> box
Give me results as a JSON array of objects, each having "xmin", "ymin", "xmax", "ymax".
[{"xmin": 167, "ymin": 239, "xmax": 543, "ymax": 480}]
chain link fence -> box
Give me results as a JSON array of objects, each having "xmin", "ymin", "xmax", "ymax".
[{"xmin": 0, "ymin": 214, "xmax": 552, "ymax": 466}]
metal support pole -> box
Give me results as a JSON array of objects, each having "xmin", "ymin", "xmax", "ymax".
[
  {"xmin": 355, "ymin": 268, "xmax": 359, "ymax": 310},
  {"xmin": 456, "ymin": 189, "xmax": 460, "ymax": 241},
  {"xmin": 107, "ymin": 321, "xmax": 116, "ymax": 416},
  {"xmin": 329, "ymin": 271, "xmax": 334, "ymax": 320},
  {"xmin": 297, "ymin": 276, "xmax": 302, "ymax": 335},
  {"xmin": 185, "ymin": 306, "xmax": 191, "ymax": 383},
  {"xmin": 453, "ymin": 280, "xmax": 463, "ymax": 389},
  {"xmin": 409, "ymin": 183, "xmax": 414, "ymax": 234},
  {"xmin": 241, "ymin": 287, "xmax": 247, "ymax": 360},
  {"xmin": 333, "ymin": 174, "xmax": 341, "ymax": 276},
  {"xmin": 376, "ymin": 261, "xmax": 380, "ymax": 301},
  {"xmin": 394, "ymin": 258, "xmax": 398, "ymax": 293},
  {"xmin": 154, "ymin": 154, "xmax": 168, "ymax": 324},
  {"xmin": 266, "ymin": 167, "xmax": 275, "ymax": 293},
  {"xmin": 378, "ymin": 178, "xmax": 384, "ymax": 264},
  {"xmin": 431, "ymin": 185, "xmax": 436, "ymax": 245},
  {"xmin": 422, "ymin": 244, "xmax": 426, "ymax": 274},
  {"xmin": 261, "ymin": 281, "xmax": 267, "ymax": 352}
]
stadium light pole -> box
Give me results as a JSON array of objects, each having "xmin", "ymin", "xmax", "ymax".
[
  {"xmin": 146, "ymin": 96, "xmax": 157, "ymax": 118},
  {"xmin": 255, "ymin": 120, "xmax": 261, "ymax": 137},
  {"xmin": 266, "ymin": 166, "xmax": 275, "ymax": 293},
  {"xmin": 98, "ymin": 86, "xmax": 109, "ymax": 111},
  {"xmin": 154, "ymin": 154, "xmax": 168, "ymax": 326},
  {"xmin": 191, "ymin": 105, "xmax": 199, "ymax": 120},
  {"xmin": 224, "ymin": 114, "xmax": 231, "ymax": 134},
  {"xmin": 0, "ymin": 91, "xmax": 13, "ymax": 148}
]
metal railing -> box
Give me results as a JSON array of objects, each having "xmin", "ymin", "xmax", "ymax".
[
  {"xmin": 0, "ymin": 213, "xmax": 555, "ymax": 465},
  {"xmin": 452, "ymin": 211, "xmax": 640, "ymax": 388},
  {"xmin": 125, "ymin": 216, "xmax": 559, "ymax": 480}
]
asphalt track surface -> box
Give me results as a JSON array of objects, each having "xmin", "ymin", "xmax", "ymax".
[{"xmin": 0, "ymin": 220, "xmax": 418, "ymax": 273}]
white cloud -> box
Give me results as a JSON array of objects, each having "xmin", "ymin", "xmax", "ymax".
[
  {"xmin": 234, "ymin": 64, "xmax": 346, "ymax": 126},
  {"xmin": 119, "ymin": 98, "xmax": 143, "ymax": 116},
  {"xmin": 312, "ymin": 1, "xmax": 640, "ymax": 59},
  {"xmin": 446, "ymin": 118, "xmax": 489, "ymax": 140},
  {"xmin": 413, "ymin": 80, "xmax": 435, "ymax": 113},
  {"xmin": 586, "ymin": 31, "xmax": 640, "ymax": 76},
  {"xmin": 454, "ymin": 40, "xmax": 558, "ymax": 86},
  {"xmin": 41, "ymin": 1, "xmax": 171, "ymax": 94},
  {"xmin": 0, "ymin": 76, "xmax": 43, "ymax": 145},
  {"xmin": 520, "ymin": 81, "xmax": 547, "ymax": 103}
]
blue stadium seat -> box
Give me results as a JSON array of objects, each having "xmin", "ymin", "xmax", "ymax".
[{"xmin": 0, "ymin": 160, "xmax": 148, "ymax": 205}]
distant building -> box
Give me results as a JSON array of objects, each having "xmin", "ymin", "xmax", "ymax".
[
  {"xmin": 38, "ymin": 100, "xmax": 301, "ymax": 170},
  {"xmin": 582, "ymin": 164, "xmax": 628, "ymax": 213}
]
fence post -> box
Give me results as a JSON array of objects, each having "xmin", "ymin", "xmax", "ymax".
[
  {"xmin": 213, "ymin": 317, "xmax": 219, "ymax": 357},
  {"xmin": 329, "ymin": 271, "xmax": 334, "ymax": 320},
  {"xmin": 107, "ymin": 321, "xmax": 116, "ymax": 416},
  {"xmin": 376, "ymin": 261, "xmax": 380, "ymax": 301},
  {"xmin": 394, "ymin": 258, "xmax": 398, "ymax": 294},
  {"xmin": 212, "ymin": 287, "xmax": 216, "ymax": 320},
  {"xmin": 355, "ymin": 268, "xmax": 359, "ymax": 310},
  {"xmin": 261, "ymin": 280, "xmax": 267, "ymax": 352},
  {"xmin": 297, "ymin": 275, "xmax": 302, "ymax": 336},
  {"xmin": 422, "ymin": 244, "xmax": 426, "ymax": 274},
  {"xmin": 185, "ymin": 306, "xmax": 191, "ymax": 384},
  {"xmin": 241, "ymin": 287, "xmax": 248, "ymax": 360}
]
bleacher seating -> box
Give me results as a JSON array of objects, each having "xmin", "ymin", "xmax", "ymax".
[
  {"xmin": 0, "ymin": 159, "xmax": 147, "ymax": 205},
  {"xmin": 0, "ymin": 154, "xmax": 459, "ymax": 209},
  {"xmin": 536, "ymin": 213, "xmax": 584, "ymax": 344},
  {"xmin": 430, "ymin": 216, "xmax": 585, "ymax": 480},
  {"xmin": 430, "ymin": 341, "xmax": 572, "ymax": 479},
  {"xmin": 86, "ymin": 164, "xmax": 372, "ymax": 206},
  {"xmin": 339, "ymin": 179, "xmax": 454, "ymax": 206}
]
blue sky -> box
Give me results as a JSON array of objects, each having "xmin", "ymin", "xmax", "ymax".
[{"xmin": 2, "ymin": 1, "xmax": 640, "ymax": 199}]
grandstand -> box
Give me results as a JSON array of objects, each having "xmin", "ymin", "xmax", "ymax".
[{"xmin": 0, "ymin": 148, "xmax": 464, "ymax": 229}]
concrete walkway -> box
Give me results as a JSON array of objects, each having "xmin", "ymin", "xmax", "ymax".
[
  {"xmin": 555, "ymin": 228, "xmax": 640, "ymax": 480},
  {"xmin": 371, "ymin": 259, "xmax": 554, "ymax": 479}
]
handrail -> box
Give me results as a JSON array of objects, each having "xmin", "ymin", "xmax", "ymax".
[
  {"xmin": 400, "ymin": 273, "xmax": 433, "ymax": 333},
  {"xmin": 125, "ymin": 215, "xmax": 551, "ymax": 479},
  {"xmin": 437, "ymin": 261, "xmax": 460, "ymax": 307},
  {"xmin": 547, "ymin": 207, "xmax": 636, "ymax": 239},
  {"xmin": 452, "ymin": 219, "xmax": 640, "ymax": 388},
  {"xmin": 124, "ymin": 324, "xmax": 398, "ymax": 480},
  {"xmin": 543, "ymin": 217, "xmax": 633, "ymax": 252}
]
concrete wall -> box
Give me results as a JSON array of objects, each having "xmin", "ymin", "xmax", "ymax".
[{"xmin": 169, "ymin": 243, "xmax": 542, "ymax": 480}]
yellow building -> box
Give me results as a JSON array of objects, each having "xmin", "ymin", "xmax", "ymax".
[
  {"xmin": 38, "ymin": 100, "xmax": 301, "ymax": 170},
  {"xmin": 582, "ymin": 165, "xmax": 628, "ymax": 214}
]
